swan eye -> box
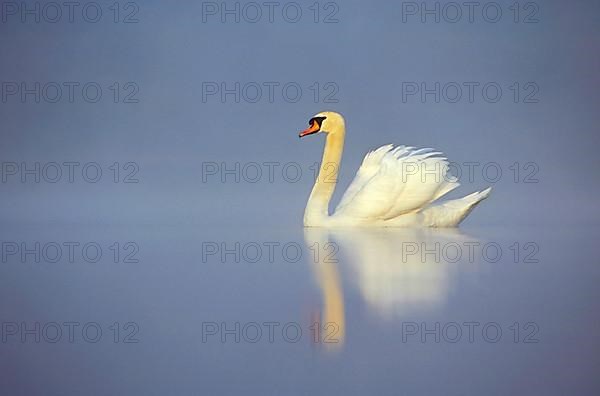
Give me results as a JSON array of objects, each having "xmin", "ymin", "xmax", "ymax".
[
  {"xmin": 300, "ymin": 115, "xmax": 327, "ymax": 138},
  {"xmin": 309, "ymin": 116, "xmax": 327, "ymax": 130}
]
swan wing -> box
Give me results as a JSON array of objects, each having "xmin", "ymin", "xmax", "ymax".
[
  {"xmin": 334, "ymin": 144, "xmax": 394, "ymax": 213},
  {"xmin": 334, "ymin": 145, "xmax": 459, "ymax": 220}
]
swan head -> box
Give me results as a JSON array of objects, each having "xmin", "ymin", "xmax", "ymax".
[{"xmin": 299, "ymin": 111, "xmax": 345, "ymax": 138}]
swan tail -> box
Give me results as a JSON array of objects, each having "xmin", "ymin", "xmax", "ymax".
[
  {"xmin": 420, "ymin": 187, "xmax": 492, "ymax": 227},
  {"xmin": 431, "ymin": 178, "xmax": 460, "ymax": 202}
]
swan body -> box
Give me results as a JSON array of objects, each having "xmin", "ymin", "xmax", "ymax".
[{"xmin": 299, "ymin": 111, "xmax": 491, "ymax": 227}]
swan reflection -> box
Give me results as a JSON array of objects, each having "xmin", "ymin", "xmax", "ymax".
[{"xmin": 304, "ymin": 227, "xmax": 476, "ymax": 349}]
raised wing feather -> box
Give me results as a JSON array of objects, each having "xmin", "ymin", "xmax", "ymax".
[
  {"xmin": 334, "ymin": 145, "xmax": 459, "ymax": 221},
  {"xmin": 334, "ymin": 144, "xmax": 393, "ymax": 214}
]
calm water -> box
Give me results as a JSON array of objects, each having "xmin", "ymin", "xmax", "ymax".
[
  {"xmin": 2, "ymin": 0, "xmax": 599, "ymax": 394},
  {"xmin": 1, "ymin": 224, "xmax": 598, "ymax": 395}
]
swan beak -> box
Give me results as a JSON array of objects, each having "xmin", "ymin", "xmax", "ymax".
[{"xmin": 299, "ymin": 123, "xmax": 320, "ymax": 138}]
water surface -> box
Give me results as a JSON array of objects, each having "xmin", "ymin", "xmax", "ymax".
[{"xmin": 1, "ymin": 224, "xmax": 598, "ymax": 395}]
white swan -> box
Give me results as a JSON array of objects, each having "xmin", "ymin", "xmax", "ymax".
[{"xmin": 299, "ymin": 111, "xmax": 491, "ymax": 227}]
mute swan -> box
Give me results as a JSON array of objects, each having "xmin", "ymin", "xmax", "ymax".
[{"xmin": 299, "ymin": 111, "xmax": 491, "ymax": 227}]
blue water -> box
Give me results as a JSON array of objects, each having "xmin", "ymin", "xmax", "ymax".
[
  {"xmin": 2, "ymin": 0, "xmax": 599, "ymax": 393},
  {"xmin": 1, "ymin": 224, "xmax": 598, "ymax": 395}
]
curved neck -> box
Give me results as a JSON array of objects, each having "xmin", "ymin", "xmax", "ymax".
[{"xmin": 304, "ymin": 123, "xmax": 345, "ymax": 226}]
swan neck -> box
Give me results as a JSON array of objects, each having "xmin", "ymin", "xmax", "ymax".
[{"xmin": 304, "ymin": 124, "xmax": 345, "ymax": 226}]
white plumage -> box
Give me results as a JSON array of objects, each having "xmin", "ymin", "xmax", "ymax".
[{"xmin": 299, "ymin": 112, "xmax": 491, "ymax": 227}]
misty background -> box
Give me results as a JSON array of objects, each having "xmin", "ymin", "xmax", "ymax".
[
  {"xmin": 2, "ymin": 1, "xmax": 600, "ymax": 395},
  {"xmin": 1, "ymin": 0, "xmax": 598, "ymax": 227}
]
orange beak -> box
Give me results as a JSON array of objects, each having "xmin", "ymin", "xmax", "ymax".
[{"xmin": 299, "ymin": 122, "xmax": 320, "ymax": 138}]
